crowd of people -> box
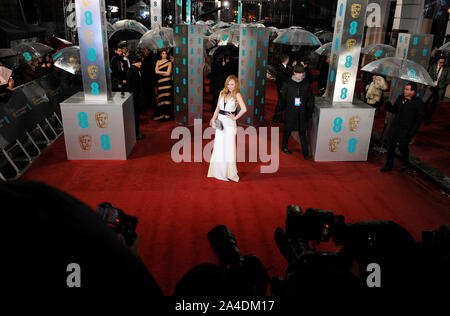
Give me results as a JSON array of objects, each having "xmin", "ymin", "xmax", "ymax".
[
  {"xmin": 268, "ymin": 51, "xmax": 450, "ymax": 174},
  {"xmin": 1, "ymin": 39, "xmax": 450, "ymax": 177},
  {"xmin": 0, "ymin": 53, "xmax": 55, "ymax": 95},
  {"xmin": 109, "ymin": 41, "xmax": 176, "ymax": 139}
]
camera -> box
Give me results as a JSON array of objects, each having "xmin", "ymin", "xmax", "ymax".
[
  {"xmin": 96, "ymin": 202, "xmax": 138, "ymax": 247},
  {"xmin": 207, "ymin": 225, "xmax": 270, "ymax": 295}
]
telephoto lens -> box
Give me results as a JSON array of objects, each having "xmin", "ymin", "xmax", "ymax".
[{"xmin": 207, "ymin": 225, "xmax": 243, "ymax": 268}]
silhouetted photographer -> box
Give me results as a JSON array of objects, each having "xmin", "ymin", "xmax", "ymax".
[{"xmin": 272, "ymin": 205, "xmax": 448, "ymax": 296}]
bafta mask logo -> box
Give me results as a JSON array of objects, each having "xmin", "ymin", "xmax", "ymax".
[
  {"xmin": 351, "ymin": 3, "xmax": 362, "ymax": 18},
  {"xmin": 82, "ymin": 0, "xmax": 91, "ymax": 7},
  {"xmin": 84, "ymin": 30, "xmax": 94, "ymax": 44},
  {"xmin": 410, "ymin": 48, "xmax": 417, "ymax": 57},
  {"xmin": 95, "ymin": 112, "xmax": 108, "ymax": 128},
  {"xmin": 332, "ymin": 54, "xmax": 337, "ymax": 67},
  {"xmin": 329, "ymin": 137, "xmax": 341, "ymax": 152},
  {"xmin": 88, "ymin": 65, "xmax": 99, "ymax": 79},
  {"xmin": 424, "ymin": 37, "xmax": 431, "ymax": 45},
  {"xmin": 349, "ymin": 115, "xmax": 361, "ymax": 132},
  {"xmin": 346, "ymin": 39, "xmax": 357, "ymax": 52},
  {"xmin": 342, "ymin": 72, "xmax": 351, "ymax": 84},
  {"xmin": 79, "ymin": 134, "xmax": 92, "ymax": 151},
  {"xmin": 336, "ymin": 21, "xmax": 342, "ymax": 34}
]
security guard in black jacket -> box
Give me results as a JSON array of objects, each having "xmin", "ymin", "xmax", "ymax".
[
  {"xmin": 280, "ymin": 65, "xmax": 315, "ymax": 159},
  {"xmin": 126, "ymin": 55, "xmax": 146, "ymax": 140},
  {"xmin": 380, "ymin": 82, "xmax": 424, "ymax": 173}
]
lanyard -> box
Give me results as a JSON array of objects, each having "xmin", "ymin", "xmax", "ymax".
[{"xmin": 436, "ymin": 66, "xmax": 442, "ymax": 80}]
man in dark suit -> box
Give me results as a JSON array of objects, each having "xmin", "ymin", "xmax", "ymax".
[
  {"xmin": 279, "ymin": 65, "xmax": 315, "ymax": 159},
  {"xmin": 380, "ymin": 82, "xmax": 424, "ymax": 173},
  {"xmin": 110, "ymin": 46, "xmax": 124, "ymax": 92},
  {"xmin": 126, "ymin": 55, "xmax": 146, "ymax": 140},
  {"xmin": 272, "ymin": 53, "xmax": 292, "ymax": 122},
  {"xmin": 141, "ymin": 47, "xmax": 156, "ymax": 109},
  {"xmin": 424, "ymin": 56, "xmax": 450, "ymax": 125}
]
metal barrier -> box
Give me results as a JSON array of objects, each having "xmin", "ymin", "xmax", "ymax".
[{"xmin": 0, "ymin": 71, "xmax": 79, "ymax": 180}]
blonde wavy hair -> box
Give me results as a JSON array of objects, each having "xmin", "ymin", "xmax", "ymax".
[{"xmin": 220, "ymin": 75, "xmax": 240, "ymax": 100}]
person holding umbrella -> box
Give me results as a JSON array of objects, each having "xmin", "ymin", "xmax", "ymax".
[
  {"xmin": 126, "ymin": 55, "xmax": 146, "ymax": 140},
  {"xmin": 272, "ymin": 53, "xmax": 292, "ymax": 123},
  {"xmin": 110, "ymin": 45, "xmax": 125, "ymax": 92},
  {"xmin": 424, "ymin": 56, "xmax": 450, "ymax": 125},
  {"xmin": 280, "ymin": 65, "xmax": 315, "ymax": 159},
  {"xmin": 380, "ymin": 82, "xmax": 424, "ymax": 173},
  {"xmin": 140, "ymin": 47, "xmax": 157, "ymax": 109}
]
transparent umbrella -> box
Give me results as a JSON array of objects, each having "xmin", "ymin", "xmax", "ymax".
[
  {"xmin": 211, "ymin": 21, "xmax": 231, "ymax": 31},
  {"xmin": 0, "ymin": 48, "xmax": 18, "ymax": 59},
  {"xmin": 314, "ymin": 30, "xmax": 333, "ymax": 43},
  {"xmin": 314, "ymin": 42, "xmax": 332, "ymax": 56},
  {"xmin": 209, "ymin": 27, "xmax": 240, "ymax": 47},
  {"xmin": 273, "ymin": 26, "xmax": 321, "ymax": 46},
  {"xmin": 107, "ymin": 22, "xmax": 116, "ymax": 34},
  {"xmin": 208, "ymin": 45, "xmax": 239, "ymax": 57},
  {"xmin": 265, "ymin": 26, "xmax": 280, "ymax": 41},
  {"xmin": 361, "ymin": 44, "xmax": 395, "ymax": 58},
  {"xmin": 361, "ymin": 57, "xmax": 434, "ymax": 86},
  {"xmin": 137, "ymin": 26, "xmax": 176, "ymax": 50},
  {"xmin": 13, "ymin": 42, "xmax": 53, "ymax": 60},
  {"xmin": 437, "ymin": 41, "xmax": 450, "ymax": 51},
  {"xmin": 195, "ymin": 23, "xmax": 213, "ymax": 36},
  {"xmin": 203, "ymin": 36, "xmax": 217, "ymax": 49},
  {"xmin": 52, "ymin": 46, "xmax": 81, "ymax": 75},
  {"xmin": 113, "ymin": 19, "xmax": 148, "ymax": 35},
  {"xmin": 244, "ymin": 23, "xmax": 266, "ymax": 28}
]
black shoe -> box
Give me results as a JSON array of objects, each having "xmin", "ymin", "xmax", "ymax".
[
  {"xmin": 136, "ymin": 134, "xmax": 146, "ymax": 140},
  {"xmin": 302, "ymin": 151, "xmax": 309, "ymax": 159},
  {"xmin": 282, "ymin": 147, "xmax": 292, "ymax": 154},
  {"xmin": 380, "ymin": 166, "xmax": 393, "ymax": 173},
  {"xmin": 398, "ymin": 164, "xmax": 408, "ymax": 173},
  {"xmin": 272, "ymin": 118, "xmax": 281, "ymax": 123}
]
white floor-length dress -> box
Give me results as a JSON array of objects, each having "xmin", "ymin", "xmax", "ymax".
[{"xmin": 207, "ymin": 95, "xmax": 239, "ymax": 182}]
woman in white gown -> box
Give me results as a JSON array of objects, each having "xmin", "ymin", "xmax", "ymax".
[{"xmin": 208, "ymin": 75, "xmax": 247, "ymax": 182}]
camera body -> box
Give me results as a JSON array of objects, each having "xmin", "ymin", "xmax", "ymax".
[
  {"xmin": 96, "ymin": 202, "xmax": 138, "ymax": 247},
  {"xmin": 208, "ymin": 225, "xmax": 270, "ymax": 295}
]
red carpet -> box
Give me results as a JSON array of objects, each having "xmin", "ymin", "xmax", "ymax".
[{"xmin": 22, "ymin": 79, "xmax": 450, "ymax": 295}]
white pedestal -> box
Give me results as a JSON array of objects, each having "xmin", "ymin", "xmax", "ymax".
[
  {"xmin": 60, "ymin": 92, "xmax": 136, "ymax": 160},
  {"xmin": 311, "ymin": 97, "xmax": 375, "ymax": 161}
]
